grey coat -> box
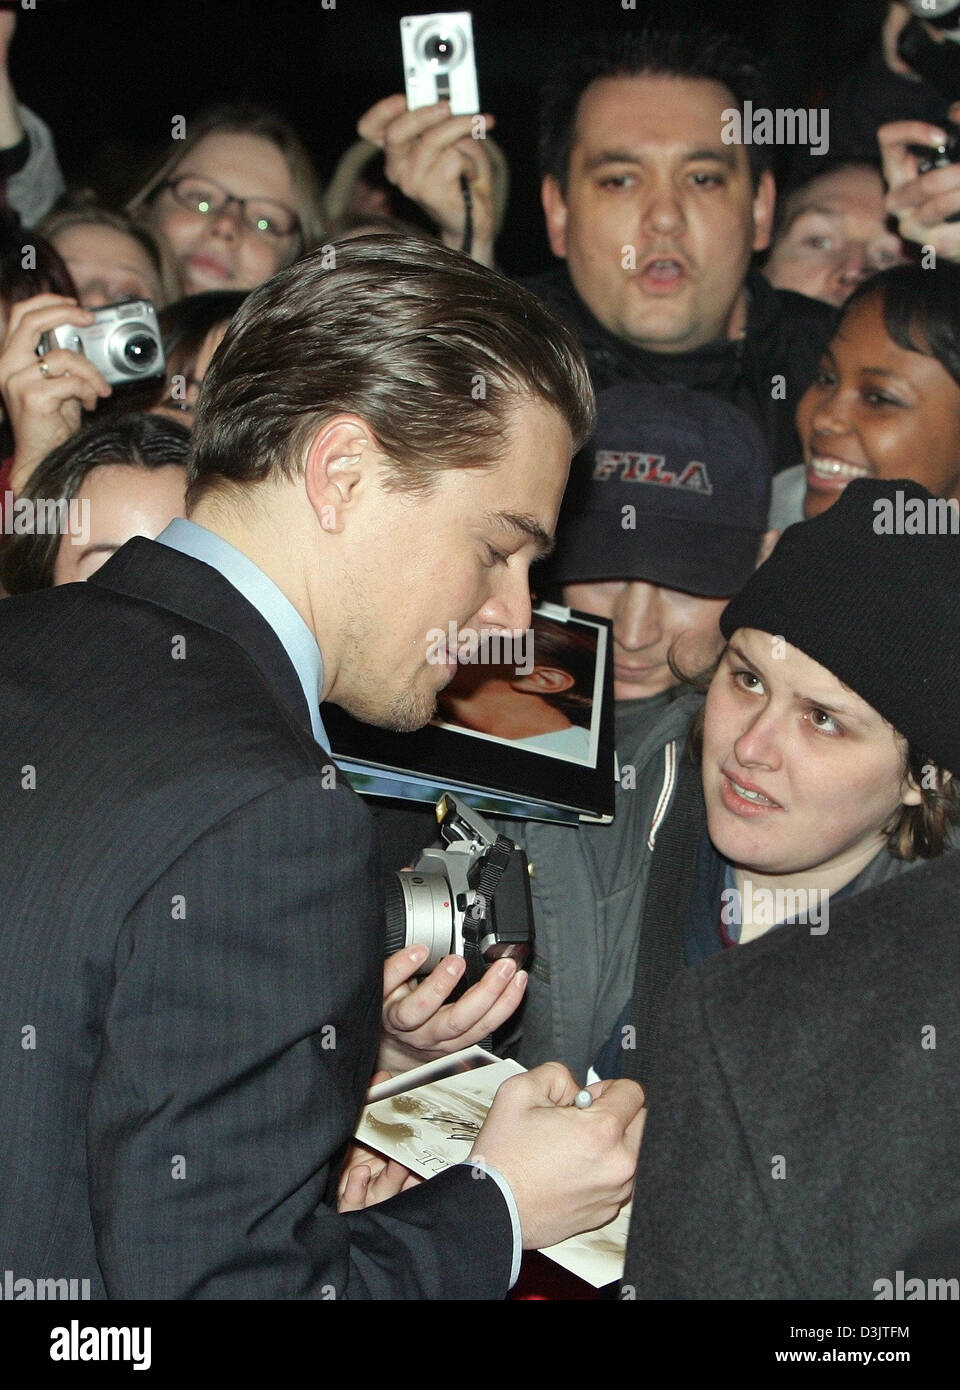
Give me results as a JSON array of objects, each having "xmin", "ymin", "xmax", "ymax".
[
  {"xmin": 499, "ymin": 690, "xmax": 702, "ymax": 1079},
  {"xmin": 6, "ymin": 104, "xmax": 65, "ymax": 227},
  {"xmin": 623, "ymin": 849, "xmax": 960, "ymax": 1298}
]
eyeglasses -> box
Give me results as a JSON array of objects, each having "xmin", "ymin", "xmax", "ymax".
[{"xmin": 157, "ymin": 174, "xmax": 301, "ymax": 241}]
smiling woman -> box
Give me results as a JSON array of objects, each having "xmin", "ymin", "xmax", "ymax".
[
  {"xmin": 127, "ymin": 105, "xmax": 327, "ymax": 296},
  {"xmin": 779, "ymin": 262, "xmax": 960, "ymax": 525}
]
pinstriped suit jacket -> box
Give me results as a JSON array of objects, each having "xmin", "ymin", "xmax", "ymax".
[{"xmin": 0, "ymin": 537, "xmax": 511, "ymax": 1299}]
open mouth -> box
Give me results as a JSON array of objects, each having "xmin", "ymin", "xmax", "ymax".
[
  {"xmin": 187, "ymin": 255, "xmax": 232, "ymax": 281},
  {"xmin": 721, "ymin": 772, "xmax": 783, "ymax": 813},
  {"xmin": 638, "ymin": 255, "xmax": 689, "ymax": 291},
  {"xmin": 806, "ymin": 456, "xmax": 871, "ymax": 489}
]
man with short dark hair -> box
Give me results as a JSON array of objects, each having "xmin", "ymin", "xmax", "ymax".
[
  {"xmin": 0, "ymin": 235, "xmax": 644, "ymax": 1300},
  {"xmin": 359, "ymin": 23, "xmax": 836, "ymax": 473}
]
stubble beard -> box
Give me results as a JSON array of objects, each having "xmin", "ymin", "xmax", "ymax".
[
  {"xmin": 342, "ymin": 662, "xmax": 437, "ymax": 733},
  {"xmin": 336, "ymin": 576, "xmax": 439, "ymax": 733}
]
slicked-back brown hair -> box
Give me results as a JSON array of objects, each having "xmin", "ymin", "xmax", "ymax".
[{"xmin": 186, "ymin": 234, "xmax": 595, "ymax": 508}]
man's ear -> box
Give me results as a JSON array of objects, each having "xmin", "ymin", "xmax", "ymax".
[
  {"xmin": 541, "ymin": 175, "xmax": 569, "ymax": 260},
  {"xmin": 302, "ymin": 416, "xmax": 372, "ymax": 536},
  {"xmin": 752, "ymin": 169, "xmax": 777, "ymax": 254},
  {"xmin": 511, "ymin": 665, "xmax": 575, "ymax": 695},
  {"xmin": 755, "ymin": 527, "xmax": 780, "ymax": 567}
]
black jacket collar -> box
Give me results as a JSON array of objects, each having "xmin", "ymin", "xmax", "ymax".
[
  {"xmin": 89, "ymin": 536, "xmax": 313, "ymax": 735},
  {"xmin": 521, "ymin": 262, "xmax": 746, "ymax": 387},
  {"xmin": 521, "ymin": 262, "xmax": 801, "ymax": 386}
]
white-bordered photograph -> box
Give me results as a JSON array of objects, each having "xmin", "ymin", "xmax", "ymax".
[{"xmin": 430, "ymin": 606, "xmax": 607, "ymax": 768}]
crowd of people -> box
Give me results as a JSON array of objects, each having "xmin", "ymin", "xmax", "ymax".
[{"xmin": 0, "ymin": 1, "xmax": 959, "ymax": 1307}]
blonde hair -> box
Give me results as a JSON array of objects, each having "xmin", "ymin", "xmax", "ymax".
[
  {"xmin": 40, "ymin": 198, "xmax": 184, "ymax": 306},
  {"xmin": 127, "ymin": 104, "xmax": 327, "ymax": 257}
]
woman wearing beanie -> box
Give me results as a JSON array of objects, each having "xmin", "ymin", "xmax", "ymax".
[{"xmin": 507, "ymin": 477, "xmax": 960, "ymax": 1084}]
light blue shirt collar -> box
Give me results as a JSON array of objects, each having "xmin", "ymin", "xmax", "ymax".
[{"xmin": 156, "ymin": 518, "xmax": 329, "ymax": 750}]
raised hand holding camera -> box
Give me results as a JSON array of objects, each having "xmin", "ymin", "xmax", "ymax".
[
  {"xmin": 37, "ymin": 299, "xmax": 165, "ymax": 388},
  {"xmin": 401, "ymin": 11, "xmax": 479, "ymax": 115},
  {"xmin": 357, "ymin": 13, "xmax": 496, "ymax": 264},
  {"xmin": 0, "ymin": 293, "xmax": 112, "ymax": 495},
  {"xmin": 879, "ymin": 100, "xmax": 960, "ymax": 258}
]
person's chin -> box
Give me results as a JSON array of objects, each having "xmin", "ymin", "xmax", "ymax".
[
  {"xmin": 613, "ymin": 669, "xmax": 671, "ymax": 701},
  {"xmin": 707, "ymin": 820, "xmax": 780, "ymax": 874},
  {"xmin": 824, "ymin": 285, "xmax": 853, "ymax": 309},
  {"xmin": 704, "ymin": 775, "xmax": 780, "ymax": 862},
  {"xmin": 618, "ymin": 304, "xmax": 699, "ymax": 353},
  {"xmin": 387, "ymin": 699, "xmax": 437, "ymax": 734},
  {"xmin": 802, "ymin": 484, "xmax": 840, "ymax": 520},
  {"xmin": 382, "ymin": 677, "xmax": 441, "ymax": 734},
  {"xmin": 342, "ymin": 659, "xmax": 457, "ymax": 732},
  {"xmin": 184, "ymin": 256, "xmax": 235, "ymax": 293}
]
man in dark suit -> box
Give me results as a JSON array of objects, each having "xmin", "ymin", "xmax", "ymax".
[
  {"xmin": 623, "ymin": 849, "xmax": 960, "ymax": 1299},
  {"xmin": 0, "ymin": 235, "xmax": 644, "ymax": 1299}
]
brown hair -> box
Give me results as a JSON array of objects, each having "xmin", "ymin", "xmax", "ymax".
[
  {"xmin": 0, "ymin": 214, "xmax": 76, "ymax": 307},
  {"xmin": 40, "ymin": 198, "xmax": 184, "ymax": 306},
  {"xmin": 0, "ymin": 414, "xmax": 190, "ymax": 594},
  {"xmin": 679, "ymin": 648, "xmax": 960, "ymax": 861},
  {"xmin": 529, "ymin": 615, "xmax": 597, "ymax": 728},
  {"xmin": 186, "ymin": 233, "xmax": 595, "ymax": 509},
  {"xmin": 127, "ymin": 104, "xmax": 326, "ymax": 256}
]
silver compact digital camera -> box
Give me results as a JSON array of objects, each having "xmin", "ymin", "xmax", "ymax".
[
  {"xmin": 401, "ymin": 11, "xmax": 480, "ymax": 115},
  {"xmin": 38, "ymin": 300, "xmax": 165, "ymax": 386}
]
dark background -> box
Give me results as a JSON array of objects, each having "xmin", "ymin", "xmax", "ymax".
[{"xmin": 8, "ymin": 0, "xmax": 890, "ymax": 273}]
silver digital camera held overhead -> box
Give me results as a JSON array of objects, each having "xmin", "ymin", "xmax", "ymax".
[
  {"xmin": 401, "ymin": 11, "xmax": 479, "ymax": 115},
  {"xmin": 38, "ymin": 301, "xmax": 165, "ymax": 387}
]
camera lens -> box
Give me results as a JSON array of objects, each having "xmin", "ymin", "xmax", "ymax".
[
  {"xmin": 109, "ymin": 323, "xmax": 161, "ymax": 377},
  {"xmin": 423, "ymin": 32, "xmax": 457, "ymax": 66},
  {"xmin": 123, "ymin": 334, "xmax": 158, "ymax": 369},
  {"xmin": 383, "ymin": 871, "xmax": 456, "ymax": 969}
]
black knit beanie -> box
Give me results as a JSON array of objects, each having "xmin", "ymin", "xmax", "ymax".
[{"xmin": 720, "ymin": 478, "xmax": 960, "ymax": 775}]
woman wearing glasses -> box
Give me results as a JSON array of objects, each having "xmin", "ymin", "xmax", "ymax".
[{"xmin": 127, "ymin": 104, "xmax": 326, "ymax": 296}]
